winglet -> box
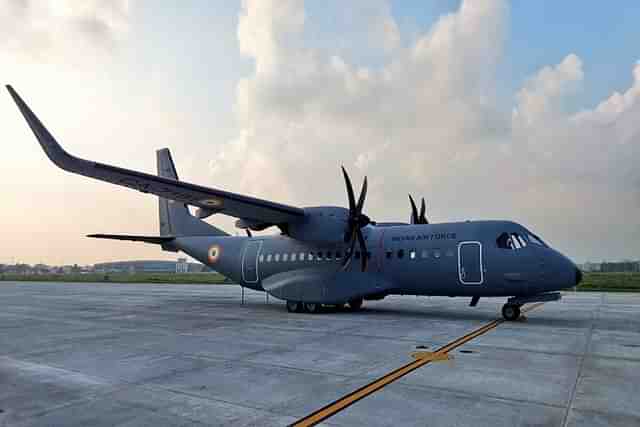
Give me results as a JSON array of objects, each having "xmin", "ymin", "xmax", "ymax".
[{"xmin": 5, "ymin": 85, "xmax": 77, "ymax": 170}]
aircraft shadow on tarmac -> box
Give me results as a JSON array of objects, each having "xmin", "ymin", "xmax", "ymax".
[{"xmin": 158, "ymin": 295, "xmax": 590, "ymax": 327}]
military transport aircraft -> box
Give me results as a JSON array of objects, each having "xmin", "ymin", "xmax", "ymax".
[{"xmin": 6, "ymin": 85, "xmax": 582, "ymax": 320}]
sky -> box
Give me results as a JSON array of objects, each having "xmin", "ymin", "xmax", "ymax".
[{"xmin": 0, "ymin": 0, "xmax": 639, "ymax": 265}]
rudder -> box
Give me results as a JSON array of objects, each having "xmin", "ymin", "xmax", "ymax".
[{"xmin": 157, "ymin": 148, "xmax": 228, "ymax": 239}]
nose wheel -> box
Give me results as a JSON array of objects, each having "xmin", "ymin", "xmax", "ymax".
[{"xmin": 501, "ymin": 303, "xmax": 521, "ymax": 321}]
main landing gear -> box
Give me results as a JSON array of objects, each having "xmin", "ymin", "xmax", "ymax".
[
  {"xmin": 285, "ymin": 297, "xmax": 365, "ymax": 314},
  {"xmin": 347, "ymin": 297, "xmax": 363, "ymax": 311},
  {"xmin": 286, "ymin": 301, "xmax": 323, "ymax": 314},
  {"xmin": 501, "ymin": 303, "xmax": 521, "ymax": 321},
  {"xmin": 286, "ymin": 301, "xmax": 303, "ymax": 313}
]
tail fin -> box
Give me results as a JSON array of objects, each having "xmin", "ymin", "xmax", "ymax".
[{"xmin": 157, "ymin": 148, "xmax": 228, "ymax": 239}]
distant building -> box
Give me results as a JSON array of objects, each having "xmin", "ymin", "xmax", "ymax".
[
  {"xmin": 580, "ymin": 262, "xmax": 602, "ymax": 272},
  {"xmin": 600, "ymin": 261, "xmax": 640, "ymax": 273},
  {"xmin": 176, "ymin": 258, "xmax": 189, "ymax": 273},
  {"xmin": 93, "ymin": 259, "xmax": 209, "ymax": 273}
]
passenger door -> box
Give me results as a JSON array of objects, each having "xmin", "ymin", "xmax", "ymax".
[
  {"xmin": 242, "ymin": 240, "xmax": 262, "ymax": 284},
  {"xmin": 459, "ymin": 241, "xmax": 483, "ymax": 285}
]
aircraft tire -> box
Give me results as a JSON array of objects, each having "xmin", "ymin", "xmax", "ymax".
[
  {"xmin": 502, "ymin": 304, "xmax": 521, "ymax": 321},
  {"xmin": 304, "ymin": 302, "xmax": 322, "ymax": 314},
  {"xmin": 286, "ymin": 301, "xmax": 302, "ymax": 313},
  {"xmin": 348, "ymin": 298, "xmax": 364, "ymax": 311}
]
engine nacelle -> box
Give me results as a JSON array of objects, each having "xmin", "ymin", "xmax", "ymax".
[{"xmin": 287, "ymin": 206, "xmax": 350, "ymax": 244}]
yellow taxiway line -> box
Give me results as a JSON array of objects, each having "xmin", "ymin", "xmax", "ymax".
[{"xmin": 290, "ymin": 303, "xmax": 544, "ymax": 427}]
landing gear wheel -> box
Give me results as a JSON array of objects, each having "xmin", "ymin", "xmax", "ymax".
[
  {"xmin": 286, "ymin": 301, "xmax": 302, "ymax": 313},
  {"xmin": 348, "ymin": 298, "xmax": 364, "ymax": 311},
  {"xmin": 304, "ymin": 302, "xmax": 322, "ymax": 314},
  {"xmin": 502, "ymin": 304, "xmax": 521, "ymax": 321}
]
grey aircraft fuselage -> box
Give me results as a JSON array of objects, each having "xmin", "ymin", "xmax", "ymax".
[{"xmin": 174, "ymin": 219, "xmax": 577, "ymax": 305}]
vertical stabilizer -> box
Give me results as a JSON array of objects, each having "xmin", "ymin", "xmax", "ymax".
[{"xmin": 157, "ymin": 149, "xmax": 228, "ymax": 241}]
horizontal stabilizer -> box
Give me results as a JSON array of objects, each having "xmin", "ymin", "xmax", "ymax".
[{"xmin": 87, "ymin": 234, "xmax": 175, "ymax": 245}]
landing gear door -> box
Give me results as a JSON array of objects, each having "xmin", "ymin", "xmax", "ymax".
[
  {"xmin": 459, "ymin": 241, "xmax": 483, "ymax": 285},
  {"xmin": 242, "ymin": 240, "xmax": 262, "ymax": 284}
]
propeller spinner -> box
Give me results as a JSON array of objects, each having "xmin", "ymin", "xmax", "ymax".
[
  {"xmin": 341, "ymin": 166, "xmax": 370, "ymax": 272},
  {"xmin": 409, "ymin": 195, "xmax": 429, "ymax": 224}
]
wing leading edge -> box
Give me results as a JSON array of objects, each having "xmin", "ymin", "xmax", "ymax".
[{"xmin": 6, "ymin": 85, "xmax": 305, "ymax": 226}]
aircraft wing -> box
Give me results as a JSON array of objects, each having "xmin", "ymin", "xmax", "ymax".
[{"xmin": 6, "ymin": 85, "xmax": 305, "ymax": 226}]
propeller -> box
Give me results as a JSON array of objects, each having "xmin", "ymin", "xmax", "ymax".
[
  {"xmin": 409, "ymin": 195, "xmax": 429, "ymax": 224},
  {"xmin": 341, "ymin": 166, "xmax": 371, "ymax": 272}
]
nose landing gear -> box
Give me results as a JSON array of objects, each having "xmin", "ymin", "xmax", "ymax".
[
  {"xmin": 501, "ymin": 303, "xmax": 521, "ymax": 321},
  {"xmin": 502, "ymin": 292, "xmax": 561, "ymax": 321}
]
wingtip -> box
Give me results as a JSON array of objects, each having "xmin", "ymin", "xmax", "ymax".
[{"xmin": 5, "ymin": 85, "xmax": 22, "ymax": 105}]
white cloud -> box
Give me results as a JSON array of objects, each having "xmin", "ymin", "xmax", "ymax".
[
  {"xmin": 222, "ymin": 0, "xmax": 509, "ymax": 206},
  {"xmin": 513, "ymin": 53, "xmax": 583, "ymax": 127},
  {"xmin": 2, "ymin": 0, "xmax": 637, "ymax": 263},
  {"xmin": 212, "ymin": 0, "xmax": 640, "ymax": 261},
  {"xmin": 0, "ymin": 0, "xmax": 130, "ymax": 60}
]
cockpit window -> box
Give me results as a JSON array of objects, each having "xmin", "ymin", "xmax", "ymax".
[
  {"xmin": 496, "ymin": 232, "xmax": 528, "ymax": 250},
  {"xmin": 497, "ymin": 233, "xmax": 510, "ymax": 249},
  {"xmin": 527, "ymin": 233, "xmax": 546, "ymax": 247}
]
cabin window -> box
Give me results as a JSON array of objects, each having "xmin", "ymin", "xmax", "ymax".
[
  {"xmin": 386, "ymin": 251, "xmax": 393, "ymax": 259},
  {"xmin": 274, "ymin": 254, "xmax": 280, "ymax": 262},
  {"xmin": 421, "ymin": 249, "xmax": 429, "ymax": 258},
  {"xmin": 283, "ymin": 253, "xmax": 288, "ymax": 262},
  {"xmin": 259, "ymin": 254, "xmax": 264, "ymax": 263},
  {"xmin": 410, "ymin": 250, "xmax": 416, "ymax": 259},
  {"xmin": 266, "ymin": 254, "xmax": 272, "ymax": 262},
  {"xmin": 308, "ymin": 252, "xmax": 314, "ymax": 261},
  {"xmin": 397, "ymin": 249, "xmax": 404, "ymax": 259},
  {"xmin": 317, "ymin": 251, "xmax": 323, "ymax": 260},
  {"xmin": 326, "ymin": 252, "xmax": 333, "ymax": 260},
  {"xmin": 433, "ymin": 250, "xmax": 441, "ymax": 259},
  {"xmin": 291, "ymin": 253, "xmax": 297, "ymax": 262},
  {"xmin": 300, "ymin": 252, "xmax": 305, "ymax": 261},
  {"xmin": 335, "ymin": 251, "xmax": 342, "ymax": 260}
]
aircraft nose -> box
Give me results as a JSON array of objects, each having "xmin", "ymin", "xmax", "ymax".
[{"xmin": 575, "ymin": 268, "xmax": 583, "ymax": 286}]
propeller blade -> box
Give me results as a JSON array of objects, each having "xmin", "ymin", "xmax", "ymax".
[
  {"xmin": 341, "ymin": 229, "xmax": 358, "ymax": 270},
  {"xmin": 340, "ymin": 167, "xmax": 372, "ymax": 272},
  {"xmin": 357, "ymin": 229, "xmax": 367, "ymax": 272},
  {"xmin": 356, "ymin": 176, "xmax": 368, "ymax": 214},
  {"xmin": 409, "ymin": 194, "xmax": 419, "ymax": 224},
  {"xmin": 420, "ymin": 198, "xmax": 428, "ymax": 224},
  {"xmin": 341, "ymin": 166, "xmax": 356, "ymax": 213}
]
